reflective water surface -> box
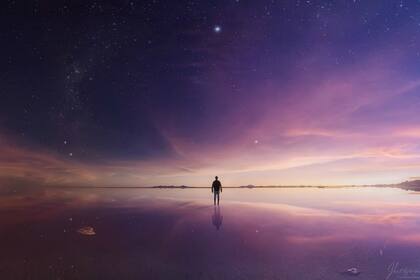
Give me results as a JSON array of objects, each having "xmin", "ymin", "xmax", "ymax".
[{"xmin": 1, "ymin": 186, "xmax": 420, "ymax": 279}]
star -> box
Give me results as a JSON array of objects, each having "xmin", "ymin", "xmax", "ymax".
[{"xmin": 214, "ymin": 25, "xmax": 221, "ymax": 33}]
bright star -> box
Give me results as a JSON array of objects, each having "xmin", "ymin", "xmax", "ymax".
[{"xmin": 214, "ymin": 25, "xmax": 221, "ymax": 33}]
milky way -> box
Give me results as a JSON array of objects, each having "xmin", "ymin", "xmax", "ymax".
[{"xmin": 1, "ymin": 1, "xmax": 420, "ymax": 187}]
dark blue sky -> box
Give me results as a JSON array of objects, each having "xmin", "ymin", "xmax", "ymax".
[{"xmin": 2, "ymin": 1, "xmax": 420, "ymax": 186}]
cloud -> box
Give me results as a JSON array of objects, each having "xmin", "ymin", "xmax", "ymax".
[{"xmin": 0, "ymin": 134, "xmax": 197, "ymax": 187}]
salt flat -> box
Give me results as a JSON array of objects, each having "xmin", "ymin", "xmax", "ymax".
[{"xmin": 0, "ymin": 186, "xmax": 419, "ymax": 279}]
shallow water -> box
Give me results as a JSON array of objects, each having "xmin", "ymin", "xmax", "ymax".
[{"xmin": 1, "ymin": 186, "xmax": 420, "ymax": 279}]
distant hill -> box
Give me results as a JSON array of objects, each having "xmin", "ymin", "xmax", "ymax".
[
  {"xmin": 398, "ymin": 180, "xmax": 420, "ymax": 190},
  {"xmin": 240, "ymin": 185, "xmax": 256, "ymax": 188},
  {"xmin": 152, "ymin": 185, "xmax": 190, "ymax": 189}
]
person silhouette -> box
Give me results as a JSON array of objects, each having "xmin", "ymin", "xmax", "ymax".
[
  {"xmin": 212, "ymin": 205, "xmax": 223, "ymax": 230},
  {"xmin": 211, "ymin": 176, "xmax": 222, "ymax": 205}
]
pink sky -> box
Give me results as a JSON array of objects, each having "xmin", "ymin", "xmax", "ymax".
[{"xmin": 2, "ymin": 49, "xmax": 420, "ymax": 187}]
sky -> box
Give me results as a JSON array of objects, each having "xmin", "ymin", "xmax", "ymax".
[{"xmin": 1, "ymin": 0, "xmax": 420, "ymax": 187}]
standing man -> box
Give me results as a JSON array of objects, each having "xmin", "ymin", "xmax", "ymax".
[{"xmin": 211, "ymin": 176, "xmax": 222, "ymax": 205}]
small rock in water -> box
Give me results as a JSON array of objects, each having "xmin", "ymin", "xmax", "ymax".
[
  {"xmin": 77, "ymin": 226, "xmax": 96, "ymax": 236},
  {"xmin": 343, "ymin": 267, "xmax": 361, "ymax": 276}
]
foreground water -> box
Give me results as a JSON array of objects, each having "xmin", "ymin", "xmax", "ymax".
[{"xmin": 1, "ymin": 186, "xmax": 420, "ymax": 279}]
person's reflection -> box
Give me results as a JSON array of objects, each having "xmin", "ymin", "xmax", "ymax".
[{"xmin": 212, "ymin": 205, "xmax": 223, "ymax": 230}]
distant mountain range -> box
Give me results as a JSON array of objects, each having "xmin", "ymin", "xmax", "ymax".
[
  {"xmin": 152, "ymin": 185, "xmax": 190, "ymax": 189},
  {"xmin": 150, "ymin": 180, "xmax": 420, "ymax": 190},
  {"xmin": 398, "ymin": 180, "xmax": 420, "ymax": 190}
]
